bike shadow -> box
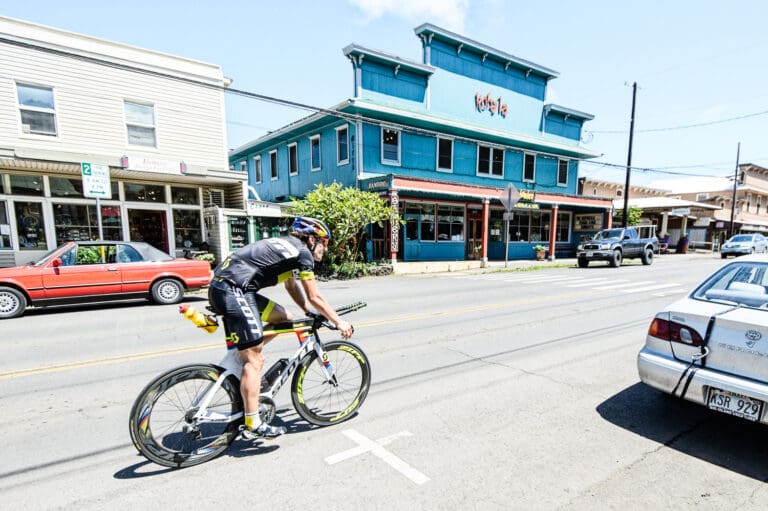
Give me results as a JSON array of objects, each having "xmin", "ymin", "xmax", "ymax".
[{"xmin": 597, "ymin": 382, "xmax": 768, "ymax": 480}]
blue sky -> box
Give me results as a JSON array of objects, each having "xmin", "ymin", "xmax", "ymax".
[{"xmin": 3, "ymin": 0, "xmax": 767, "ymax": 186}]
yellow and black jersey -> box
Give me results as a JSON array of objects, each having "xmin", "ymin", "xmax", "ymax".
[{"xmin": 214, "ymin": 236, "xmax": 314, "ymax": 289}]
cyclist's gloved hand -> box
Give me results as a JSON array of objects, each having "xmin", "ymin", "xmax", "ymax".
[{"xmin": 336, "ymin": 320, "xmax": 353, "ymax": 339}]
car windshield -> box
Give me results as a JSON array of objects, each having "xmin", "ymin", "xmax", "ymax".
[
  {"xmin": 31, "ymin": 244, "xmax": 67, "ymax": 266},
  {"xmin": 594, "ymin": 229, "xmax": 623, "ymax": 240},
  {"xmin": 730, "ymin": 235, "xmax": 753, "ymax": 242},
  {"xmin": 692, "ymin": 261, "xmax": 768, "ymax": 309}
]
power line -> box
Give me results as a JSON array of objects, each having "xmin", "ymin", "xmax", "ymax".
[{"xmin": 591, "ymin": 108, "xmax": 768, "ymax": 134}]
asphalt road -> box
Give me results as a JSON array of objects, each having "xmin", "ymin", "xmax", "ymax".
[{"xmin": 2, "ymin": 255, "xmax": 768, "ymax": 510}]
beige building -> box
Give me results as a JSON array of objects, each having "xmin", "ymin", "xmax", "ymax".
[{"xmin": 0, "ymin": 16, "xmax": 249, "ymax": 267}]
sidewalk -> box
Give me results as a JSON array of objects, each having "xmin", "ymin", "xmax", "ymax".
[{"xmin": 391, "ymin": 249, "xmax": 720, "ymax": 275}]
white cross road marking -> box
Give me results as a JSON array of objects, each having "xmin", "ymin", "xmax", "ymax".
[
  {"xmin": 325, "ymin": 429, "xmax": 430, "ymax": 485},
  {"xmin": 620, "ymin": 283, "xmax": 682, "ymax": 294},
  {"xmin": 565, "ymin": 278, "xmax": 613, "ymax": 287},
  {"xmin": 595, "ymin": 280, "xmax": 654, "ymax": 290}
]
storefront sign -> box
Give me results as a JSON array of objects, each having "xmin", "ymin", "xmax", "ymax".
[
  {"xmin": 80, "ymin": 162, "xmax": 112, "ymax": 199},
  {"xmin": 365, "ymin": 177, "xmax": 391, "ymax": 192},
  {"xmin": 246, "ymin": 200, "xmax": 282, "ymax": 218},
  {"xmin": 671, "ymin": 207, "xmax": 691, "ymax": 216},
  {"xmin": 475, "ymin": 92, "xmax": 508, "ymax": 118},
  {"xmin": 127, "ymin": 156, "xmax": 183, "ymax": 175},
  {"xmin": 513, "ymin": 202, "xmax": 539, "ymax": 210},
  {"xmin": 574, "ymin": 213, "xmax": 602, "ymax": 232}
]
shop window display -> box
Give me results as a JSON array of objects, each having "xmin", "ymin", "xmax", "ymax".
[
  {"xmin": 173, "ymin": 209, "xmax": 202, "ymax": 249},
  {"xmin": 10, "ymin": 174, "xmax": 44, "ymax": 196},
  {"xmin": 437, "ymin": 205, "xmax": 464, "ymax": 241},
  {"xmin": 53, "ymin": 203, "xmax": 123, "ymax": 244},
  {"xmin": 171, "ymin": 187, "xmax": 199, "ymax": 205},
  {"xmin": 0, "ymin": 200, "xmax": 11, "ymax": 249},
  {"xmin": 15, "ymin": 201, "xmax": 46, "ymax": 249},
  {"xmin": 125, "ymin": 183, "xmax": 165, "ymax": 203}
]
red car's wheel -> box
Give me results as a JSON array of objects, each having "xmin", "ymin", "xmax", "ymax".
[
  {"xmin": 150, "ymin": 278, "xmax": 184, "ymax": 305},
  {"xmin": 0, "ymin": 286, "xmax": 26, "ymax": 319}
]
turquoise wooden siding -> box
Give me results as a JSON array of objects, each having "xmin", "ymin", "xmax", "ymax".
[
  {"xmin": 361, "ymin": 60, "xmax": 428, "ymax": 103},
  {"xmin": 543, "ymin": 111, "xmax": 584, "ymax": 141},
  {"xmin": 429, "ymin": 39, "xmax": 547, "ymax": 101}
]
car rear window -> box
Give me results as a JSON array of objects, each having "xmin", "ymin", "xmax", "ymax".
[
  {"xmin": 132, "ymin": 243, "xmax": 173, "ymax": 262},
  {"xmin": 693, "ymin": 262, "xmax": 768, "ymax": 309}
]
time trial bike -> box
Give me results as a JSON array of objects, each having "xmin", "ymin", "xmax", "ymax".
[{"xmin": 128, "ymin": 302, "xmax": 370, "ymax": 468}]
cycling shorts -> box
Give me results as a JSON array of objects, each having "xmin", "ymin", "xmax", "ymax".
[{"xmin": 208, "ymin": 279, "xmax": 277, "ymax": 351}]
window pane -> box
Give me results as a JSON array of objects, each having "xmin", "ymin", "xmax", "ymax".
[
  {"xmin": 478, "ymin": 146, "xmax": 490, "ymax": 174},
  {"xmin": 509, "ymin": 210, "xmax": 531, "ymax": 241},
  {"xmin": 15, "ymin": 201, "xmax": 46, "ymax": 250},
  {"xmin": 311, "ymin": 137, "xmax": 321, "ymax": 169},
  {"xmin": 254, "ymin": 157, "xmax": 262, "ymax": 183},
  {"xmin": 124, "ymin": 183, "xmax": 165, "ymax": 202},
  {"xmin": 270, "ymin": 152, "xmax": 278, "ymax": 179},
  {"xmin": 17, "ymin": 84, "xmax": 54, "ymax": 108},
  {"xmin": 438, "ymin": 205, "xmax": 464, "ymax": 241},
  {"xmin": 20, "ymin": 110, "xmax": 56, "ymax": 135},
  {"xmin": 558, "ymin": 160, "xmax": 568, "ymax": 185},
  {"xmin": 50, "ymin": 177, "xmax": 84, "ymax": 198},
  {"xmin": 289, "ymin": 145, "xmax": 298, "ymax": 174},
  {"xmin": 438, "ymin": 139, "xmax": 452, "ymax": 170},
  {"xmin": 492, "ymin": 148, "xmax": 504, "ymax": 177},
  {"xmin": 337, "ymin": 128, "xmax": 349, "ymax": 163},
  {"xmin": 125, "ymin": 102, "xmax": 155, "ymax": 124},
  {"xmin": 171, "ymin": 187, "xmax": 199, "ymax": 205},
  {"xmin": 420, "ymin": 213, "xmax": 435, "ymax": 241},
  {"xmin": 173, "ymin": 209, "xmax": 202, "ymax": 249},
  {"xmin": 0, "ymin": 200, "xmax": 11, "ymax": 249},
  {"xmin": 524, "ymin": 154, "xmax": 535, "ymax": 181},
  {"xmin": 383, "ymin": 129, "xmax": 399, "ymax": 162},
  {"xmin": 127, "ymin": 126, "xmax": 156, "ymax": 146},
  {"xmin": 10, "ymin": 174, "xmax": 44, "ymax": 196}
]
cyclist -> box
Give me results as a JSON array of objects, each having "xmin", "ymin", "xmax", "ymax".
[{"xmin": 208, "ymin": 217, "xmax": 353, "ymax": 440}]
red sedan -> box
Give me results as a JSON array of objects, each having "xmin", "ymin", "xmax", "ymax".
[{"xmin": 0, "ymin": 241, "xmax": 212, "ymax": 319}]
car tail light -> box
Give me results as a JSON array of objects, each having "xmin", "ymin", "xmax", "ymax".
[{"xmin": 648, "ymin": 317, "xmax": 704, "ymax": 347}]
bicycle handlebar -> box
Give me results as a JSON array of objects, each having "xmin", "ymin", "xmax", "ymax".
[{"xmin": 307, "ymin": 301, "xmax": 367, "ymax": 330}]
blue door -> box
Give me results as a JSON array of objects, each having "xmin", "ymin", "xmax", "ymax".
[{"xmin": 403, "ymin": 214, "xmax": 420, "ymax": 261}]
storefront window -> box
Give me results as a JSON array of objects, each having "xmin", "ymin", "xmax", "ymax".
[
  {"xmin": 50, "ymin": 177, "xmax": 84, "ymax": 198},
  {"xmin": 171, "ymin": 187, "xmax": 199, "ymax": 205},
  {"xmin": 0, "ymin": 200, "xmax": 11, "ymax": 249},
  {"xmin": 125, "ymin": 183, "xmax": 165, "ymax": 202},
  {"xmin": 437, "ymin": 205, "xmax": 464, "ymax": 241},
  {"xmin": 508, "ymin": 210, "xmax": 531, "ymax": 242},
  {"xmin": 0, "ymin": 174, "xmax": 6, "ymax": 194},
  {"xmin": 530, "ymin": 211, "xmax": 550, "ymax": 242},
  {"xmin": 15, "ymin": 201, "xmax": 46, "ymax": 250},
  {"xmin": 174, "ymin": 209, "xmax": 202, "ymax": 249},
  {"xmin": 53, "ymin": 203, "xmax": 123, "ymax": 244},
  {"xmin": 556, "ymin": 212, "xmax": 571, "ymax": 242},
  {"xmin": 10, "ymin": 174, "xmax": 44, "ymax": 196},
  {"xmin": 489, "ymin": 210, "xmax": 504, "ymax": 242}
]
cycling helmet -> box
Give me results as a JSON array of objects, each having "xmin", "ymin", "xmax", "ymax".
[{"xmin": 291, "ymin": 216, "xmax": 331, "ymax": 241}]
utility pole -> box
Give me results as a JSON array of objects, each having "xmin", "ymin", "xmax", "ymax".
[
  {"xmin": 730, "ymin": 142, "xmax": 741, "ymax": 239},
  {"xmin": 622, "ymin": 82, "xmax": 637, "ymax": 228}
]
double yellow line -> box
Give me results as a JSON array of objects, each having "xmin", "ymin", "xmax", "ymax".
[{"xmin": 0, "ymin": 289, "xmax": 594, "ymax": 380}]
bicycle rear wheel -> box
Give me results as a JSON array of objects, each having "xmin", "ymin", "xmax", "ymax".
[
  {"xmin": 129, "ymin": 364, "xmax": 243, "ymax": 468},
  {"xmin": 291, "ymin": 341, "xmax": 371, "ymax": 426}
]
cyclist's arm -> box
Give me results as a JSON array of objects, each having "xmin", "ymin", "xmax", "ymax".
[
  {"xmin": 299, "ymin": 277, "xmax": 353, "ymax": 339},
  {"xmin": 283, "ymin": 273, "xmax": 310, "ymax": 313}
]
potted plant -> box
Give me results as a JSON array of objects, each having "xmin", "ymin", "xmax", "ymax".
[{"xmin": 533, "ymin": 244, "xmax": 546, "ymax": 261}]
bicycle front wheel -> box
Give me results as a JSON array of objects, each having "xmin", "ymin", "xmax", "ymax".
[
  {"xmin": 291, "ymin": 341, "xmax": 371, "ymax": 426},
  {"xmin": 129, "ymin": 364, "xmax": 243, "ymax": 468}
]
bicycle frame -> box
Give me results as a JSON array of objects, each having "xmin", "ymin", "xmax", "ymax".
[{"xmin": 189, "ymin": 319, "xmax": 334, "ymax": 425}]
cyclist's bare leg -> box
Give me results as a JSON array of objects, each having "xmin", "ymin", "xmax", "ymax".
[
  {"xmin": 260, "ymin": 302, "xmax": 293, "ymax": 346},
  {"xmin": 239, "ymin": 344, "xmax": 265, "ymax": 420}
]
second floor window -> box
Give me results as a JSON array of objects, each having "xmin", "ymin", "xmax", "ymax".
[
  {"xmin": 557, "ymin": 159, "xmax": 569, "ymax": 186},
  {"xmin": 336, "ymin": 126, "xmax": 349, "ymax": 165},
  {"xmin": 382, "ymin": 128, "xmax": 401, "ymax": 165},
  {"xmin": 125, "ymin": 101, "xmax": 156, "ymax": 147},
  {"xmin": 524, "ymin": 153, "xmax": 536, "ymax": 182},
  {"xmin": 437, "ymin": 138, "xmax": 453, "ymax": 172},
  {"xmin": 254, "ymin": 156, "xmax": 262, "ymax": 183},
  {"xmin": 310, "ymin": 135, "xmax": 321, "ymax": 171},
  {"xmin": 270, "ymin": 150, "xmax": 278, "ymax": 180},
  {"xmin": 17, "ymin": 83, "xmax": 57, "ymax": 136},
  {"xmin": 288, "ymin": 143, "xmax": 298, "ymax": 176},
  {"xmin": 478, "ymin": 145, "xmax": 504, "ymax": 177}
]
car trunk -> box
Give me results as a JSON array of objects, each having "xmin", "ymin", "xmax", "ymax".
[{"xmin": 702, "ymin": 307, "xmax": 768, "ymax": 383}]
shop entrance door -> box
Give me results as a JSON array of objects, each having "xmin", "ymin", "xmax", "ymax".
[
  {"xmin": 466, "ymin": 211, "xmax": 482, "ymax": 259},
  {"xmin": 128, "ymin": 209, "xmax": 169, "ymax": 253},
  {"xmin": 403, "ymin": 214, "xmax": 419, "ymax": 261}
]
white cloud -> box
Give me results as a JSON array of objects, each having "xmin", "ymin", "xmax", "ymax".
[{"xmin": 349, "ymin": 0, "xmax": 469, "ymax": 32}]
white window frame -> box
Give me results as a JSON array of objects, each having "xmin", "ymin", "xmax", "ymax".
[
  {"xmin": 523, "ymin": 153, "xmax": 536, "ymax": 182},
  {"xmin": 336, "ymin": 125, "xmax": 350, "ymax": 165},
  {"xmin": 288, "ymin": 143, "xmax": 298, "ymax": 176},
  {"xmin": 16, "ymin": 82, "xmax": 58, "ymax": 137},
  {"xmin": 124, "ymin": 100, "xmax": 157, "ymax": 148},
  {"xmin": 270, "ymin": 150, "xmax": 278, "ymax": 181},
  {"xmin": 477, "ymin": 145, "xmax": 504, "ymax": 179},
  {"xmin": 436, "ymin": 137, "xmax": 453, "ymax": 173},
  {"xmin": 557, "ymin": 159, "xmax": 569, "ymax": 186},
  {"xmin": 239, "ymin": 161, "xmax": 247, "ymax": 173},
  {"xmin": 310, "ymin": 134, "xmax": 322, "ymax": 171},
  {"xmin": 254, "ymin": 155, "xmax": 262, "ymax": 184},
  {"xmin": 381, "ymin": 127, "xmax": 401, "ymax": 166}
]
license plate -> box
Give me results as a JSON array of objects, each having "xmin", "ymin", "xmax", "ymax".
[
  {"xmin": 585, "ymin": 251, "xmax": 593, "ymax": 257},
  {"xmin": 707, "ymin": 388, "xmax": 763, "ymax": 421}
]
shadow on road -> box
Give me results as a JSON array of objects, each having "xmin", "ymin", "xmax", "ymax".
[
  {"xmin": 597, "ymin": 382, "xmax": 768, "ymax": 481},
  {"xmin": 21, "ymin": 294, "xmax": 208, "ymax": 318}
]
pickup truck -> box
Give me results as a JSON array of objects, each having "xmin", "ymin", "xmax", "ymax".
[{"xmin": 576, "ymin": 226, "xmax": 659, "ymax": 268}]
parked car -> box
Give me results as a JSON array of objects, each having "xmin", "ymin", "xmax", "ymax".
[
  {"xmin": 0, "ymin": 241, "xmax": 212, "ymax": 319},
  {"xmin": 638, "ymin": 254, "xmax": 768, "ymax": 425},
  {"xmin": 720, "ymin": 233, "xmax": 768, "ymax": 258}
]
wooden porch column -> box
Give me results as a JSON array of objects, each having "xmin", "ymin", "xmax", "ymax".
[
  {"xmin": 548, "ymin": 204, "xmax": 558, "ymax": 261},
  {"xmin": 481, "ymin": 197, "xmax": 490, "ymax": 267}
]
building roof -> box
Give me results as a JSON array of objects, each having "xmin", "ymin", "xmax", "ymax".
[
  {"xmin": 612, "ymin": 196, "xmax": 721, "ymax": 211},
  {"xmin": 343, "ymin": 44, "xmax": 435, "ymax": 76},
  {"xmin": 544, "ymin": 104, "xmax": 594, "ymax": 121}
]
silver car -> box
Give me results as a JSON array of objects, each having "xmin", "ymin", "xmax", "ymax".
[
  {"xmin": 720, "ymin": 233, "xmax": 768, "ymax": 258},
  {"xmin": 638, "ymin": 254, "xmax": 768, "ymax": 425}
]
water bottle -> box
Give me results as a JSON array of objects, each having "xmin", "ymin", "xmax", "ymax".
[
  {"xmin": 263, "ymin": 358, "xmax": 289, "ymax": 388},
  {"xmin": 179, "ymin": 304, "xmax": 218, "ymax": 334}
]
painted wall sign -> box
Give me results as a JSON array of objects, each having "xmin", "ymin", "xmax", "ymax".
[
  {"xmin": 574, "ymin": 213, "xmax": 602, "ymax": 232},
  {"xmin": 475, "ymin": 93, "xmax": 508, "ymax": 118},
  {"xmin": 366, "ymin": 178, "xmax": 391, "ymax": 192}
]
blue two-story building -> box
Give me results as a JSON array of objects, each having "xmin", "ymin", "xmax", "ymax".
[{"xmin": 229, "ymin": 23, "xmax": 612, "ymax": 262}]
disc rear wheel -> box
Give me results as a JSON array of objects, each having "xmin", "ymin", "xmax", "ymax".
[
  {"xmin": 129, "ymin": 364, "xmax": 242, "ymax": 468},
  {"xmin": 291, "ymin": 341, "xmax": 371, "ymax": 426}
]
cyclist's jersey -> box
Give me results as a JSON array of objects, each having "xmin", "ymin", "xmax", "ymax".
[{"xmin": 214, "ymin": 236, "xmax": 315, "ymax": 289}]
